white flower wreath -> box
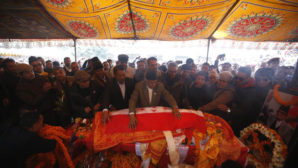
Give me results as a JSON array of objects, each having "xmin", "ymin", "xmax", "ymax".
[{"xmin": 240, "ymin": 123, "xmax": 287, "ymax": 168}]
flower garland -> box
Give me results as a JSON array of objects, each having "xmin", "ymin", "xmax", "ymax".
[
  {"xmin": 39, "ymin": 125, "xmax": 74, "ymax": 168},
  {"xmin": 72, "ymin": 118, "xmax": 93, "ymax": 139},
  {"xmin": 110, "ymin": 152, "xmax": 141, "ymax": 168},
  {"xmin": 240, "ymin": 123, "xmax": 287, "ymax": 168},
  {"xmin": 273, "ymin": 84, "xmax": 298, "ymax": 106}
]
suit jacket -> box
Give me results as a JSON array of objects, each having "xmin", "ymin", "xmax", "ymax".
[
  {"xmin": 103, "ymin": 78, "xmax": 135, "ymax": 110},
  {"xmin": 129, "ymin": 81, "xmax": 177, "ymax": 113},
  {"xmin": 69, "ymin": 81, "xmax": 104, "ymax": 118}
]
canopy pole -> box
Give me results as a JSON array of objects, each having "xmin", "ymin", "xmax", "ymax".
[
  {"xmin": 74, "ymin": 39, "xmax": 77, "ymax": 62},
  {"xmin": 206, "ymin": 38, "xmax": 211, "ymax": 63},
  {"xmin": 128, "ymin": 0, "xmax": 137, "ymax": 40}
]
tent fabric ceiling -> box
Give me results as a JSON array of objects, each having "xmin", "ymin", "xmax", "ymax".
[
  {"xmin": 40, "ymin": 0, "xmax": 236, "ymax": 40},
  {"xmin": 214, "ymin": 0, "xmax": 298, "ymax": 41},
  {"xmin": 0, "ymin": 0, "xmax": 297, "ymax": 41},
  {"xmin": 0, "ymin": 0, "xmax": 73, "ymax": 39}
]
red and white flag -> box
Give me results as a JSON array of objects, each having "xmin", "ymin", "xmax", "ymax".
[{"xmin": 105, "ymin": 106, "xmax": 206, "ymax": 134}]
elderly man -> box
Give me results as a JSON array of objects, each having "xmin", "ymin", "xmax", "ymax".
[
  {"xmin": 15, "ymin": 64, "xmax": 58, "ymax": 125},
  {"xmin": 128, "ymin": 70, "xmax": 181, "ymax": 129},
  {"xmin": 69, "ymin": 70, "xmax": 104, "ymax": 118},
  {"xmin": 160, "ymin": 62, "xmax": 185, "ymax": 108}
]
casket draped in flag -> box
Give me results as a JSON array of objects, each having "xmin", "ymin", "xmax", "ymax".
[{"xmin": 93, "ymin": 107, "xmax": 206, "ymax": 151}]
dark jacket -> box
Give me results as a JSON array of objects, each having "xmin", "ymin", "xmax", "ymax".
[
  {"xmin": 230, "ymin": 78, "xmax": 258, "ymax": 136},
  {"xmin": 51, "ymin": 77, "xmax": 75, "ymax": 127},
  {"xmin": 186, "ymin": 84, "xmax": 212, "ymax": 110},
  {"xmin": 16, "ymin": 77, "xmax": 60, "ymax": 125},
  {"xmin": 0, "ymin": 71, "xmax": 19, "ymax": 103},
  {"xmin": 63, "ymin": 66, "xmax": 72, "ymax": 76},
  {"xmin": 160, "ymin": 74, "xmax": 185, "ymax": 108},
  {"xmin": 0, "ymin": 127, "xmax": 56, "ymax": 168},
  {"xmin": 200, "ymin": 85, "xmax": 234, "ymax": 112},
  {"xmin": 102, "ymin": 78, "xmax": 135, "ymax": 110},
  {"xmin": 0, "ymin": 71, "xmax": 19, "ymax": 124},
  {"xmin": 69, "ymin": 80, "xmax": 104, "ymax": 118}
]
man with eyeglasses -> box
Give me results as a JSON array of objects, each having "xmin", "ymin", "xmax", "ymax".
[
  {"xmin": 69, "ymin": 70, "xmax": 105, "ymax": 119},
  {"xmin": 160, "ymin": 62, "xmax": 185, "ymax": 108},
  {"xmin": 15, "ymin": 63, "xmax": 59, "ymax": 125},
  {"xmin": 230, "ymin": 66, "xmax": 258, "ymax": 136},
  {"xmin": 28, "ymin": 56, "xmax": 48, "ymax": 77}
]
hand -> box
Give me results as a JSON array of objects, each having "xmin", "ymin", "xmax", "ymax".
[
  {"xmin": 42, "ymin": 82, "xmax": 52, "ymax": 92},
  {"xmin": 84, "ymin": 107, "xmax": 92, "ymax": 113},
  {"xmin": 129, "ymin": 114, "xmax": 138, "ymax": 129},
  {"xmin": 93, "ymin": 104, "xmax": 101, "ymax": 111},
  {"xmin": 110, "ymin": 105, "xmax": 116, "ymax": 111},
  {"xmin": 2, "ymin": 98, "xmax": 10, "ymax": 107},
  {"xmin": 172, "ymin": 107, "xmax": 181, "ymax": 119},
  {"xmin": 217, "ymin": 104, "xmax": 229, "ymax": 111},
  {"xmin": 102, "ymin": 110, "xmax": 110, "ymax": 125}
]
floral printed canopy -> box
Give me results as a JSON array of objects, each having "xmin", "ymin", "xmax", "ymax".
[
  {"xmin": 0, "ymin": 0, "xmax": 297, "ymax": 41},
  {"xmin": 38, "ymin": 0, "xmax": 298, "ymax": 41}
]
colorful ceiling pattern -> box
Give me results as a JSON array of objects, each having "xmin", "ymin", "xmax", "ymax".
[
  {"xmin": 39, "ymin": 0, "xmax": 235, "ymax": 40},
  {"xmin": 38, "ymin": 0, "xmax": 297, "ymax": 41},
  {"xmin": 213, "ymin": 0, "xmax": 298, "ymax": 41},
  {"xmin": 0, "ymin": 0, "xmax": 296, "ymax": 41}
]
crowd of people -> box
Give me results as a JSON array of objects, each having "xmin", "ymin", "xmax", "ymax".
[{"xmin": 0, "ymin": 54, "xmax": 297, "ymax": 167}]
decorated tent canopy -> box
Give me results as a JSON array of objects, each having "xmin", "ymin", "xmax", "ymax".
[{"xmin": 0, "ymin": 0, "xmax": 297, "ymax": 41}]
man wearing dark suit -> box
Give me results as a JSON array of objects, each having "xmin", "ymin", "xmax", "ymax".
[
  {"xmin": 128, "ymin": 70, "xmax": 181, "ymax": 129},
  {"xmin": 102, "ymin": 65, "xmax": 135, "ymax": 123}
]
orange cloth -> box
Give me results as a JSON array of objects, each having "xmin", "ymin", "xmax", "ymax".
[
  {"xmin": 144, "ymin": 139, "xmax": 168, "ymax": 165},
  {"xmin": 39, "ymin": 125, "xmax": 74, "ymax": 168},
  {"xmin": 193, "ymin": 113, "xmax": 242, "ymax": 168},
  {"xmin": 93, "ymin": 112, "xmax": 183, "ymax": 152}
]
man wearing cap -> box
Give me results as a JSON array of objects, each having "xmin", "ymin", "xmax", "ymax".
[
  {"xmin": 69, "ymin": 70, "xmax": 105, "ymax": 118},
  {"xmin": 128, "ymin": 70, "xmax": 181, "ymax": 129},
  {"xmin": 110, "ymin": 54, "xmax": 135, "ymax": 79},
  {"xmin": 15, "ymin": 64, "xmax": 59, "ymax": 125}
]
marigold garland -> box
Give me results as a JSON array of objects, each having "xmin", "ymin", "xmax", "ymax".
[
  {"xmin": 273, "ymin": 84, "xmax": 298, "ymax": 106},
  {"xmin": 110, "ymin": 152, "xmax": 141, "ymax": 168},
  {"xmin": 39, "ymin": 125, "xmax": 74, "ymax": 168},
  {"xmin": 240, "ymin": 123, "xmax": 287, "ymax": 168}
]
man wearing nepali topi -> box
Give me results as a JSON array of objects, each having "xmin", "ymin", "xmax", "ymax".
[{"xmin": 128, "ymin": 70, "xmax": 181, "ymax": 129}]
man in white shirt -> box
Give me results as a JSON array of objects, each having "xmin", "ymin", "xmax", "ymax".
[{"xmin": 101, "ymin": 65, "xmax": 135, "ymax": 124}]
